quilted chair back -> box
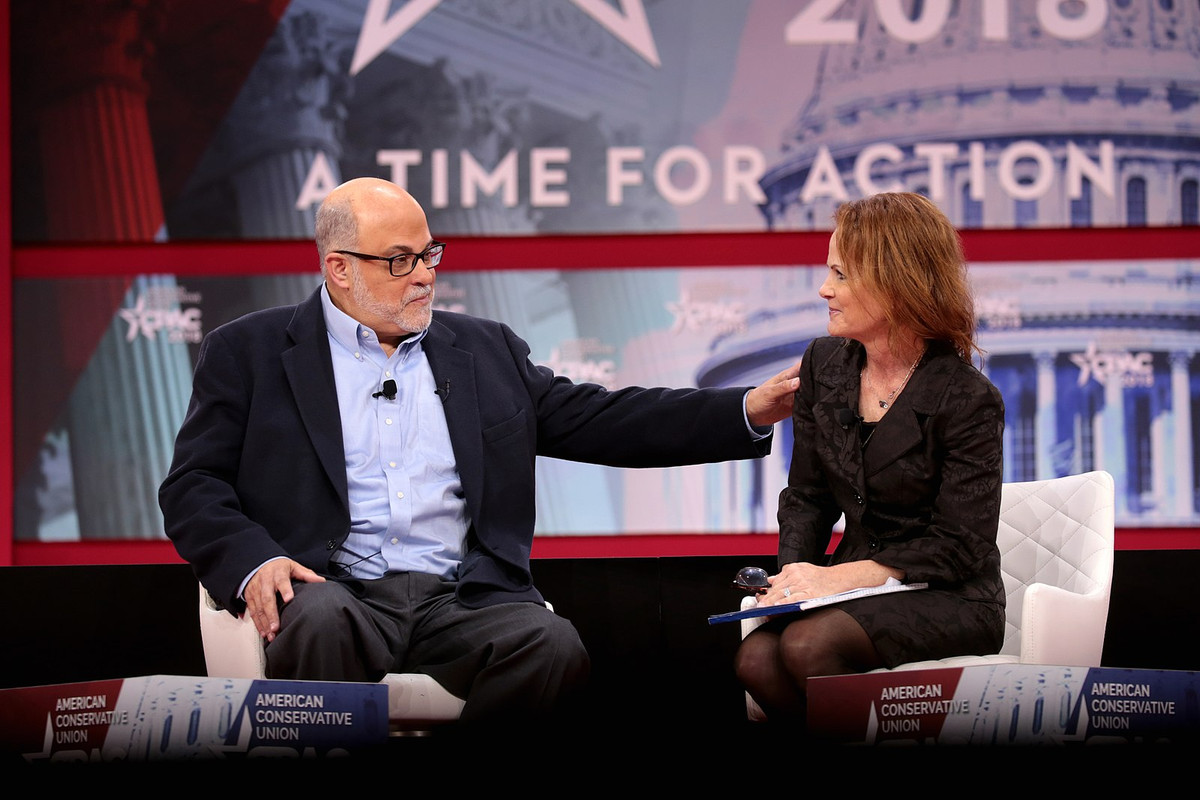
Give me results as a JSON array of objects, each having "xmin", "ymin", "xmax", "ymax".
[{"xmin": 993, "ymin": 470, "xmax": 1115, "ymax": 663}]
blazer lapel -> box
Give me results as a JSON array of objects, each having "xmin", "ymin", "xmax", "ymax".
[
  {"xmin": 862, "ymin": 404, "xmax": 923, "ymax": 478},
  {"xmin": 282, "ymin": 289, "xmax": 348, "ymax": 511},
  {"xmin": 422, "ymin": 318, "xmax": 484, "ymax": 519},
  {"xmin": 862, "ymin": 344, "xmax": 955, "ymax": 477}
]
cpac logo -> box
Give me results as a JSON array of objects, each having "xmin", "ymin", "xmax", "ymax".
[
  {"xmin": 976, "ymin": 297, "xmax": 1022, "ymax": 330},
  {"xmin": 1068, "ymin": 343, "xmax": 1154, "ymax": 388},
  {"xmin": 432, "ymin": 281, "xmax": 467, "ymax": 314},
  {"xmin": 543, "ymin": 347, "xmax": 616, "ymax": 390},
  {"xmin": 118, "ymin": 293, "xmax": 203, "ymax": 345},
  {"xmin": 350, "ymin": 0, "xmax": 660, "ymax": 75},
  {"xmin": 666, "ymin": 291, "xmax": 747, "ymax": 336}
]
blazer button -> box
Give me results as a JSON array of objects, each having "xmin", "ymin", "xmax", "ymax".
[{"xmin": 854, "ymin": 493, "xmax": 863, "ymax": 505}]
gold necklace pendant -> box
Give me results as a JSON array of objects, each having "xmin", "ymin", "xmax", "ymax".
[{"xmin": 865, "ymin": 349, "xmax": 924, "ymax": 412}]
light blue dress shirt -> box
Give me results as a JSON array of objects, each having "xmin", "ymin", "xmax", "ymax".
[{"xmin": 320, "ymin": 285, "xmax": 468, "ymax": 580}]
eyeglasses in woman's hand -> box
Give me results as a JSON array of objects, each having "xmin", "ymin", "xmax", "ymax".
[{"xmin": 732, "ymin": 566, "xmax": 770, "ymax": 595}]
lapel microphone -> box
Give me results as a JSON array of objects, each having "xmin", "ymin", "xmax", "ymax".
[
  {"xmin": 372, "ymin": 379, "xmax": 398, "ymax": 400},
  {"xmin": 835, "ymin": 407, "xmax": 861, "ymax": 429},
  {"xmin": 435, "ymin": 379, "xmax": 451, "ymax": 403}
]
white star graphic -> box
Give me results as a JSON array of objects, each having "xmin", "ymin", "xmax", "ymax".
[
  {"xmin": 117, "ymin": 296, "xmax": 152, "ymax": 342},
  {"xmin": 350, "ymin": 0, "xmax": 660, "ymax": 76}
]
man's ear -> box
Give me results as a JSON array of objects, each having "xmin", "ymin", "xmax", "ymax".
[{"xmin": 325, "ymin": 252, "xmax": 351, "ymax": 289}]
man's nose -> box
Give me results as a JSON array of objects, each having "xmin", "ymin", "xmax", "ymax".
[{"xmin": 411, "ymin": 261, "xmax": 436, "ymax": 284}]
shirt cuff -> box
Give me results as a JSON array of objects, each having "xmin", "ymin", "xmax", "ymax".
[
  {"xmin": 743, "ymin": 391, "xmax": 773, "ymax": 440},
  {"xmin": 237, "ymin": 556, "xmax": 289, "ymax": 601}
]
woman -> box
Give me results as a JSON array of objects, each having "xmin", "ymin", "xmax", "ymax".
[{"xmin": 735, "ymin": 192, "xmax": 1005, "ymax": 721}]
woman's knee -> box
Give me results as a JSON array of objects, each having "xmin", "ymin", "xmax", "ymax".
[
  {"xmin": 777, "ymin": 611, "xmax": 878, "ymax": 679},
  {"xmin": 776, "ymin": 631, "xmax": 831, "ymax": 682},
  {"xmin": 734, "ymin": 633, "xmax": 776, "ymax": 686}
]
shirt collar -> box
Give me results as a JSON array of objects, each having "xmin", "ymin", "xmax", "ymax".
[{"xmin": 320, "ymin": 283, "xmax": 428, "ymax": 358}]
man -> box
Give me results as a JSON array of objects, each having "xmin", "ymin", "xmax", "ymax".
[{"xmin": 160, "ymin": 177, "xmax": 799, "ymax": 722}]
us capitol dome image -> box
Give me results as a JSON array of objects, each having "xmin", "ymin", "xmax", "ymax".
[
  {"xmin": 694, "ymin": 1, "xmax": 1200, "ymax": 527},
  {"xmin": 758, "ymin": 0, "xmax": 1200, "ymax": 230}
]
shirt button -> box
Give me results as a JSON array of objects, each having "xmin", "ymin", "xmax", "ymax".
[
  {"xmin": 385, "ymin": 371, "xmax": 392, "ymax": 378},
  {"xmin": 396, "ymin": 492, "xmax": 405, "ymax": 499},
  {"xmin": 385, "ymin": 418, "xmax": 393, "ymax": 425},
  {"xmin": 390, "ymin": 537, "xmax": 399, "ymax": 545},
  {"xmin": 389, "ymin": 461, "xmax": 397, "ymax": 468}
]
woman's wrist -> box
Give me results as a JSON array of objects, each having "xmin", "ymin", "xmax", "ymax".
[{"xmin": 832, "ymin": 560, "xmax": 905, "ymax": 589}]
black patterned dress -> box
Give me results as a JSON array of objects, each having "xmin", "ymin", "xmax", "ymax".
[{"xmin": 773, "ymin": 337, "xmax": 1006, "ymax": 666}]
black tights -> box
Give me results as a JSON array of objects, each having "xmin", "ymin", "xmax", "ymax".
[{"xmin": 734, "ymin": 607, "xmax": 883, "ymax": 722}]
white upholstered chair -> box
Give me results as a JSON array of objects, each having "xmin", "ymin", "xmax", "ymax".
[
  {"xmin": 740, "ymin": 470, "xmax": 1116, "ymax": 720},
  {"xmin": 198, "ymin": 584, "xmax": 466, "ymax": 732}
]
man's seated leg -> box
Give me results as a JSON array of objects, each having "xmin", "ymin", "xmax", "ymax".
[
  {"xmin": 265, "ymin": 579, "xmax": 401, "ymax": 682},
  {"xmin": 404, "ymin": 577, "xmax": 590, "ymax": 722}
]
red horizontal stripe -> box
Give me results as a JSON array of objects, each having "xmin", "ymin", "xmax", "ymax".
[
  {"xmin": 13, "ymin": 527, "xmax": 1200, "ymax": 566},
  {"xmin": 13, "ymin": 226, "xmax": 1199, "ymax": 279}
]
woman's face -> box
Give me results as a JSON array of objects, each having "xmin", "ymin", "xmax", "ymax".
[{"xmin": 818, "ymin": 230, "xmax": 889, "ymax": 345}]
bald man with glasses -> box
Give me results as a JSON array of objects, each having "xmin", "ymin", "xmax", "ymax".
[{"xmin": 161, "ymin": 177, "xmax": 799, "ymax": 723}]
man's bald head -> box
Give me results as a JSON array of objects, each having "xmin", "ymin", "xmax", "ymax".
[{"xmin": 315, "ymin": 178, "xmax": 428, "ymax": 272}]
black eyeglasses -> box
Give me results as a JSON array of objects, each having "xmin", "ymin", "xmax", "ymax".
[
  {"xmin": 732, "ymin": 566, "xmax": 770, "ymax": 595},
  {"xmin": 335, "ymin": 241, "xmax": 446, "ymax": 277}
]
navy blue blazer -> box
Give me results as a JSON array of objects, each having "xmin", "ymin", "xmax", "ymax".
[{"xmin": 160, "ymin": 288, "xmax": 771, "ymax": 613}]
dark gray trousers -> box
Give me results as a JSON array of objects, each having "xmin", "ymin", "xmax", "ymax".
[{"xmin": 264, "ymin": 573, "xmax": 589, "ymax": 722}]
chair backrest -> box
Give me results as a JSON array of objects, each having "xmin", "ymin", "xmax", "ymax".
[{"xmin": 993, "ymin": 470, "xmax": 1116, "ymax": 656}]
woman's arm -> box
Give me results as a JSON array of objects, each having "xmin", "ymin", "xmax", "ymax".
[{"xmin": 776, "ymin": 341, "xmax": 842, "ymax": 568}]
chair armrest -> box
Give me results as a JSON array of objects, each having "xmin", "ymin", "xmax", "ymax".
[
  {"xmin": 736, "ymin": 595, "xmax": 768, "ymax": 721},
  {"xmin": 1019, "ymin": 582, "xmax": 1110, "ymax": 667},
  {"xmin": 198, "ymin": 583, "xmax": 268, "ymax": 679},
  {"xmin": 383, "ymin": 674, "xmax": 466, "ymax": 727},
  {"xmin": 739, "ymin": 594, "xmax": 767, "ymax": 641}
]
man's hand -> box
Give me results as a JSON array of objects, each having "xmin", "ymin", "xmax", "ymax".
[
  {"xmin": 243, "ymin": 558, "xmax": 325, "ymax": 642},
  {"xmin": 746, "ymin": 362, "xmax": 801, "ymax": 428}
]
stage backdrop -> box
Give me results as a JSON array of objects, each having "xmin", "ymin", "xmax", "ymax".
[
  {"xmin": 13, "ymin": 254, "xmax": 1200, "ymax": 541},
  {"xmin": 8, "ymin": 1, "xmax": 1200, "ymax": 543}
]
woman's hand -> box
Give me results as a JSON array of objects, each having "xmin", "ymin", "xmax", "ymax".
[{"xmin": 757, "ymin": 560, "xmax": 904, "ymax": 606}]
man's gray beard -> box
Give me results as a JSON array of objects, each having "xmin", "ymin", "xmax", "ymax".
[{"xmin": 351, "ymin": 265, "xmax": 433, "ymax": 333}]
